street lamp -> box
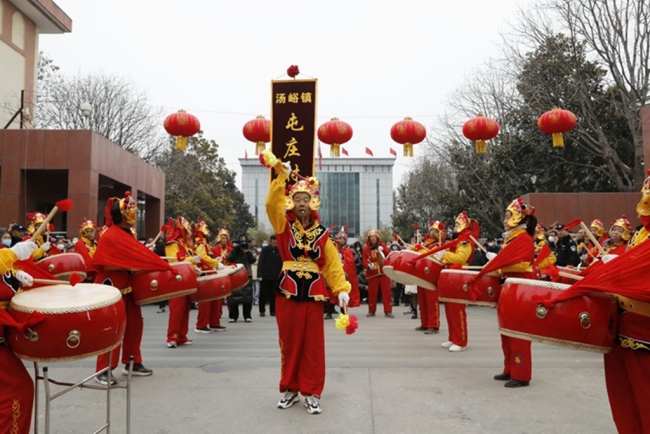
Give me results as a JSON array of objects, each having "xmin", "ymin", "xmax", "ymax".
[{"xmin": 80, "ymin": 102, "xmax": 92, "ymax": 129}]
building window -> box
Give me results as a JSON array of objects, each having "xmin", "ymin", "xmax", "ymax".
[
  {"xmin": 318, "ymin": 172, "xmax": 360, "ymax": 237},
  {"xmin": 12, "ymin": 12, "xmax": 25, "ymax": 50},
  {"xmin": 376, "ymin": 178, "xmax": 380, "ymax": 228}
]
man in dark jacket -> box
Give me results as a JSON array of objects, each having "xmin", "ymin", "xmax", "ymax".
[
  {"xmin": 257, "ymin": 234, "xmax": 282, "ymax": 316},
  {"xmin": 226, "ymin": 234, "xmax": 257, "ymax": 322},
  {"xmin": 553, "ymin": 224, "xmax": 580, "ymax": 267}
]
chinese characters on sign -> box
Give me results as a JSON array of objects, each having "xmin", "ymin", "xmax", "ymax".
[{"xmin": 271, "ymin": 79, "xmax": 317, "ymax": 183}]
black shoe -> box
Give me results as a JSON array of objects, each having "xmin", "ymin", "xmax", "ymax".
[
  {"xmin": 260, "ymin": 312, "xmax": 266, "ymax": 317},
  {"xmin": 504, "ymin": 379, "xmax": 529, "ymax": 388},
  {"xmin": 424, "ymin": 328, "xmax": 439, "ymax": 334},
  {"xmin": 122, "ymin": 363, "xmax": 153, "ymax": 376},
  {"xmin": 270, "ymin": 312, "xmax": 275, "ymax": 317},
  {"xmin": 210, "ymin": 325, "xmax": 227, "ymax": 332},
  {"xmin": 384, "ymin": 312, "xmax": 395, "ymax": 318},
  {"xmin": 414, "ymin": 326, "xmax": 427, "ymax": 331},
  {"xmin": 366, "ymin": 312, "xmax": 376, "ymax": 317},
  {"xmin": 411, "ymin": 314, "xmax": 418, "ymax": 319},
  {"xmin": 493, "ymin": 373, "xmax": 511, "ymax": 381},
  {"xmin": 95, "ymin": 372, "xmax": 117, "ymax": 386},
  {"xmin": 324, "ymin": 313, "xmax": 332, "ymax": 320}
]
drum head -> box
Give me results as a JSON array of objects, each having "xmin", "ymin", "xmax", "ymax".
[
  {"xmin": 383, "ymin": 266, "xmax": 436, "ymax": 290},
  {"xmin": 10, "ymin": 284, "xmax": 122, "ymax": 314},
  {"xmin": 224, "ymin": 264, "xmax": 244, "ymax": 275}
]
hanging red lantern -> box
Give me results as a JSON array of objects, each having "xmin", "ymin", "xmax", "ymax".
[
  {"xmin": 243, "ymin": 115, "xmax": 271, "ymax": 154},
  {"xmin": 164, "ymin": 110, "xmax": 201, "ymax": 151},
  {"xmin": 462, "ymin": 114, "xmax": 499, "ymax": 154},
  {"xmin": 538, "ymin": 107, "xmax": 577, "ymax": 148},
  {"xmin": 390, "ymin": 117, "xmax": 426, "ymax": 157},
  {"xmin": 317, "ymin": 118, "xmax": 353, "ymax": 157}
]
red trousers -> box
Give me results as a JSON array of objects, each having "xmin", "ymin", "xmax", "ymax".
[
  {"xmin": 0, "ymin": 343, "xmax": 33, "ymax": 434},
  {"xmin": 500, "ymin": 335, "xmax": 532, "ymax": 382},
  {"xmin": 276, "ymin": 295, "xmax": 325, "ymax": 397},
  {"xmin": 604, "ymin": 344, "xmax": 650, "ymax": 433},
  {"xmin": 96, "ymin": 293, "xmax": 143, "ymax": 371},
  {"xmin": 444, "ymin": 302, "xmax": 467, "ymax": 346},
  {"xmin": 196, "ymin": 298, "xmax": 223, "ymax": 329},
  {"xmin": 417, "ymin": 287, "xmax": 440, "ymax": 329},
  {"xmin": 167, "ymin": 295, "xmax": 191, "ymax": 344},
  {"xmin": 368, "ymin": 275, "xmax": 392, "ymax": 313}
]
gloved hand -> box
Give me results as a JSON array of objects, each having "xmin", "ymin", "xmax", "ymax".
[
  {"xmin": 338, "ymin": 291, "xmax": 350, "ymax": 307},
  {"xmin": 10, "ymin": 241, "xmax": 38, "ymax": 260},
  {"xmin": 485, "ymin": 252, "xmax": 497, "ymax": 261},
  {"xmin": 368, "ymin": 263, "xmax": 375, "ymax": 270},
  {"xmin": 433, "ymin": 251, "xmax": 445, "ymax": 261},
  {"xmin": 15, "ymin": 270, "xmax": 34, "ymax": 287},
  {"xmin": 41, "ymin": 241, "xmax": 51, "ymax": 252},
  {"xmin": 282, "ymin": 161, "xmax": 292, "ymax": 175},
  {"xmin": 193, "ymin": 255, "xmax": 202, "ymax": 264},
  {"xmin": 217, "ymin": 262, "xmax": 225, "ymax": 270},
  {"xmin": 602, "ymin": 254, "xmax": 618, "ymax": 264}
]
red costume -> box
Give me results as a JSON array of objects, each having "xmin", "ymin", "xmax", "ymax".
[
  {"xmin": 413, "ymin": 221, "xmax": 446, "ymax": 332},
  {"xmin": 193, "ymin": 221, "xmax": 223, "ymax": 331},
  {"xmin": 331, "ymin": 228, "xmax": 360, "ymax": 309},
  {"xmin": 74, "ymin": 218, "xmax": 98, "ymax": 281},
  {"xmin": 363, "ymin": 230, "xmax": 392, "ymax": 315},
  {"xmin": 205, "ymin": 232, "xmax": 233, "ymax": 329}
]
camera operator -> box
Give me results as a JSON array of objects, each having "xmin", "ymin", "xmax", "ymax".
[{"xmin": 226, "ymin": 233, "xmax": 257, "ymax": 322}]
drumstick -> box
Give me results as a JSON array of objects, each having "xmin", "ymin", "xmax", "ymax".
[
  {"xmin": 146, "ymin": 230, "xmax": 164, "ymax": 248},
  {"xmin": 462, "ymin": 265, "xmax": 484, "ymax": 270},
  {"xmin": 579, "ymin": 222, "xmax": 606, "ymax": 257},
  {"xmin": 469, "ymin": 235, "xmax": 487, "ymax": 253},
  {"xmin": 558, "ymin": 271, "xmax": 583, "ymax": 281},
  {"xmin": 32, "ymin": 279, "xmax": 70, "ymax": 286},
  {"xmin": 396, "ymin": 234, "xmax": 413, "ymax": 249},
  {"xmin": 30, "ymin": 199, "xmax": 73, "ymax": 242}
]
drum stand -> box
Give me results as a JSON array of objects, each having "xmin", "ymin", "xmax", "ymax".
[{"xmin": 32, "ymin": 352, "xmax": 134, "ymax": 434}]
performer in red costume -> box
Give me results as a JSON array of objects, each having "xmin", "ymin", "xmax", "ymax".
[
  {"xmin": 209, "ymin": 228, "xmax": 232, "ymax": 330},
  {"xmin": 465, "ymin": 198, "xmax": 537, "ymax": 388},
  {"xmin": 74, "ymin": 218, "xmax": 98, "ymax": 282},
  {"xmin": 262, "ymin": 151, "xmax": 350, "ymax": 415},
  {"xmin": 440, "ymin": 213, "xmax": 477, "ymax": 351},
  {"xmin": 25, "ymin": 212, "xmax": 53, "ymax": 260},
  {"xmin": 363, "ymin": 230, "xmax": 393, "ymax": 318},
  {"xmin": 93, "ymin": 192, "xmax": 177, "ymax": 385},
  {"xmin": 413, "ymin": 221, "xmax": 444, "ymax": 334},
  {"xmin": 0, "ymin": 240, "xmax": 38, "ymax": 434},
  {"xmin": 193, "ymin": 220, "xmax": 225, "ymax": 333},
  {"xmin": 334, "ymin": 227, "xmax": 360, "ymax": 308}
]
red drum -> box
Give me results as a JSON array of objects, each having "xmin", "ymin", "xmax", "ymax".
[
  {"xmin": 36, "ymin": 253, "xmax": 87, "ymax": 281},
  {"xmin": 497, "ymin": 277, "xmax": 619, "ymax": 353},
  {"xmin": 224, "ymin": 264, "xmax": 249, "ymax": 291},
  {"xmin": 189, "ymin": 270, "xmax": 232, "ymax": 302},
  {"xmin": 383, "ymin": 250, "xmax": 443, "ymax": 290},
  {"xmin": 7, "ymin": 284, "xmax": 126, "ymax": 362},
  {"xmin": 131, "ymin": 262, "xmax": 198, "ymax": 306},
  {"xmin": 437, "ymin": 269, "xmax": 502, "ymax": 307}
]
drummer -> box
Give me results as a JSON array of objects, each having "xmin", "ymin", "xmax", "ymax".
[
  {"xmin": 332, "ymin": 227, "xmax": 360, "ymax": 313},
  {"xmin": 440, "ymin": 213, "xmax": 476, "ymax": 351},
  {"xmin": 212, "ymin": 228, "xmax": 233, "ymax": 265},
  {"xmin": 598, "ymin": 215, "xmax": 631, "ymax": 258},
  {"xmin": 412, "ymin": 221, "xmax": 444, "ymax": 334},
  {"xmin": 74, "ymin": 218, "xmax": 98, "ymax": 282},
  {"xmin": 363, "ymin": 229, "xmax": 393, "ymax": 318},
  {"xmin": 0, "ymin": 240, "xmax": 40, "ymax": 434},
  {"xmin": 581, "ymin": 219, "xmax": 608, "ymax": 265},
  {"xmin": 193, "ymin": 220, "xmax": 226, "ymax": 333},
  {"xmin": 25, "ymin": 212, "xmax": 52, "ymax": 260}
]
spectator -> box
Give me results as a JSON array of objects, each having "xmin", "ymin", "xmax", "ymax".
[
  {"xmin": 0, "ymin": 230, "xmax": 13, "ymax": 248},
  {"xmin": 257, "ymin": 234, "xmax": 281, "ymax": 317},
  {"xmin": 226, "ymin": 234, "xmax": 256, "ymax": 322},
  {"xmin": 8, "ymin": 223, "xmax": 26, "ymax": 246},
  {"xmin": 553, "ymin": 224, "xmax": 580, "ymax": 267}
]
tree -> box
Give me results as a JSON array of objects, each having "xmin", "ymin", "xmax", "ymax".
[{"xmin": 35, "ymin": 57, "xmax": 165, "ymax": 161}]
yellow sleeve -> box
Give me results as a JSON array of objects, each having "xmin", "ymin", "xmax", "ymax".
[
  {"xmin": 164, "ymin": 243, "xmax": 193, "ymax": 264},
  {"xmin": 322, "ymin": 238, "xmax": 351, "ymax": 296},
  {"xmin": 501, "ymin": 262, "xmax": 533, "ymax": 273},
  {"xmin": 0, "ymin": 249, "xmax": 18, "ymax": 274},
  {"xmin": 195, "ymin": 243, "xmax": 219, "ymax": 268},
  {"xmin": 538, "ymin": 253, "xmax": 557, "ymax": 269},
  {"xmin": 442, "ymin": 242, "xmax": 472, "ymax": 265},
  {"xmin": 265, "ymin": 172, "xmax": 288, "ymax": 234},
  {"xmin": 31, "ymin": 247, "xmax": 47, "ymax": 261}
]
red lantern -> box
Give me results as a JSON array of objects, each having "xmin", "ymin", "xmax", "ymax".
[
  {"xmin": 164, "ymin": 110, "xmax": 201, "ymax": 151},
  {"xmin": 317, "ymin": 118, "xmax": 353, "ymax": 157},
  {"xmin": 462, "ymin": 114, "xmax": 500, "ymax": 154},
  {"xmin": 538, "ymin": 107, "xmax": 577, "ymax": 148},
  {"xmin": 390, "ymin": 117, "xmax": 426, "ymax": 157},
  {"xmin": 243, "ymin": 115, "xmax": 271, "ymax": 154}
]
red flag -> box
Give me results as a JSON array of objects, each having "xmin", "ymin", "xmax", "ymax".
[
  {"xmin": 341, "ymin": 148, "xmax": 349, "ymax": 156},
  {"xmin": 244, "ymin": 150, "xmax": 248, "ymax": 160},
  {"xmin": 318, "ymin": 142, "xmax": 323, "ymax": 171},
  {"xmin": 365, "ymin": 147, "xmax": 374, "ymax": 156},
  {"xmin": 389, "ymin": 147, "xmax": 397, "ymax": 157}
]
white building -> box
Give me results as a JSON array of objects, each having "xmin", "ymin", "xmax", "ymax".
[{"xmin": 239, "ymin": 157, "xmax": 395, "ymax": 237}]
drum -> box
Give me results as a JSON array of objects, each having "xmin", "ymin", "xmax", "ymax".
[
  {"xmin": 37, "ymin": 253, "xmax": 87, "ymax": 281},
  {"xmin": 497, "ymin": 278, "xmax": 619, "ymax": 353},
  {"xmin": 131, "ymin": 262, "xmax": 198, "ymax": 306},
  {"xmin": 382, "ymin": 250, "xmax": 443, "ymax": 290},
  {"xmin": 7, "ymin": 284, "xmax": 126, "ymax": 362},
  {"xmin": 437, "ymin": 269, "xmax": 502, "ymax": 306},
  {"xmin": 224, "ymin": 264, "xmax": 249, "ymax": 291},
  {"xmin": 189, "ymin": 271, "xmax": 232, "ymax": 302}
]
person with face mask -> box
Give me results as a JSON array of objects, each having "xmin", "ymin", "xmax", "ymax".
[
  {"xmin": 552, "ymin": 224, "xmax": 580, "ymax": 267},
  {"xmin": 0, "ymin": 231, "xmax": 12, "ymax": 248}
]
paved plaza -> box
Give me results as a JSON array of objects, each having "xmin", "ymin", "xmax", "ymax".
[{"xmin": 31, "ymin": 302, "xmax": 615, "ymax": 433}]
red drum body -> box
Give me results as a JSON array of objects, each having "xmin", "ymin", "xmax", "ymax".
[
  {"xmin": 7, "ymin": 284, "xmax": 126, "ymax": 362},
  {"xmin": 225, "ymin": 264, "xmax": 249, "ymax": 291},
  {"xmin": 37, "ymin": 253, "xmax": 87, "ymax": 281},
  {"xmin": 497, "ymin": 277, "xmax": 619, "ymax": 353},
  {"xmin": 189, "ymin": 271, "xmax": 232, "ymax": 302},
  {"xmin": 131, "ymin": 262, "xmax": 198, "ymax": 306},
  {"xmin": 438, "ymin": 269, "xmax": 502, "ymax": 307},
  {"xmin": 382, "ymin": 250, "xmax": 443, "ymax": 290}
]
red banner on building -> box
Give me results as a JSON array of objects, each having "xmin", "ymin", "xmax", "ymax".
[{"xmin": 270, "ymin": 79, "xmax": 318, "ymax": 182}]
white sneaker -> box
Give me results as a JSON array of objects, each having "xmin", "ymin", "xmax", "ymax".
[
  {"xmin": 304, "ymin": 394, "xmax": 322, "ymax": 414},
  {"xmin": 277, "ymin": 390, "xmax": 300, "ymax": 409},
  {"xmin": 167, "ymin": 341, "xmax": 177, "ymax": 348},
  {"xmin": 449, "ymin": 344, "xmax": 467, "ymax": 352},
  {"xmin": 441, "ymin": 341, "xmax": 453, "ymax": 348}
]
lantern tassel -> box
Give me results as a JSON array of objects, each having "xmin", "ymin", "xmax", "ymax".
[
  {"xmin": 176, "ymin": 136, "xmax": 188, "ymax": 151},
  {"xmin": 475, "ymin": 140, "xmax": 487, "ymax": 154},
  {"xmin": 255, "ymin": 141, "xmax": 266, "ymax": 154},
  {"xmin": 331, "ymin": 143, "xmax": 340, "ymax": 157},
  {"xmin": 552, "ymin": 133, "xmax": 564, "ymax": 148},
  {"xmin": 404, "ymin": 143, "xmax": 413, "ymax": 157}
]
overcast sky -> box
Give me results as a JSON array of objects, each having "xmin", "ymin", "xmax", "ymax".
[{"xmin": 40, "ymin": 0, "xmax": 523, "ymax": 188}]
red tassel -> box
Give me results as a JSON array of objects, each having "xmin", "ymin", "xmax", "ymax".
[
  {"xmin": 55, "ymin": 198, "xmax": 73, "ymax": 212},
  {"xmin": 563, "ymin": 219, "xmax": 582, "ymax": 230},
  {"xmin": 104, "ymin": 198, "xmax": 115, "ymax": 227},
  {"xmin": 69, "ymin": 273, "xmax": 83, "ymax": 286}
]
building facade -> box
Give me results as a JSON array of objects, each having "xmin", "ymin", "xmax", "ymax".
[{"xmin": 239, "ymin": 157, "xmax": 394, "ymax": 237}]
